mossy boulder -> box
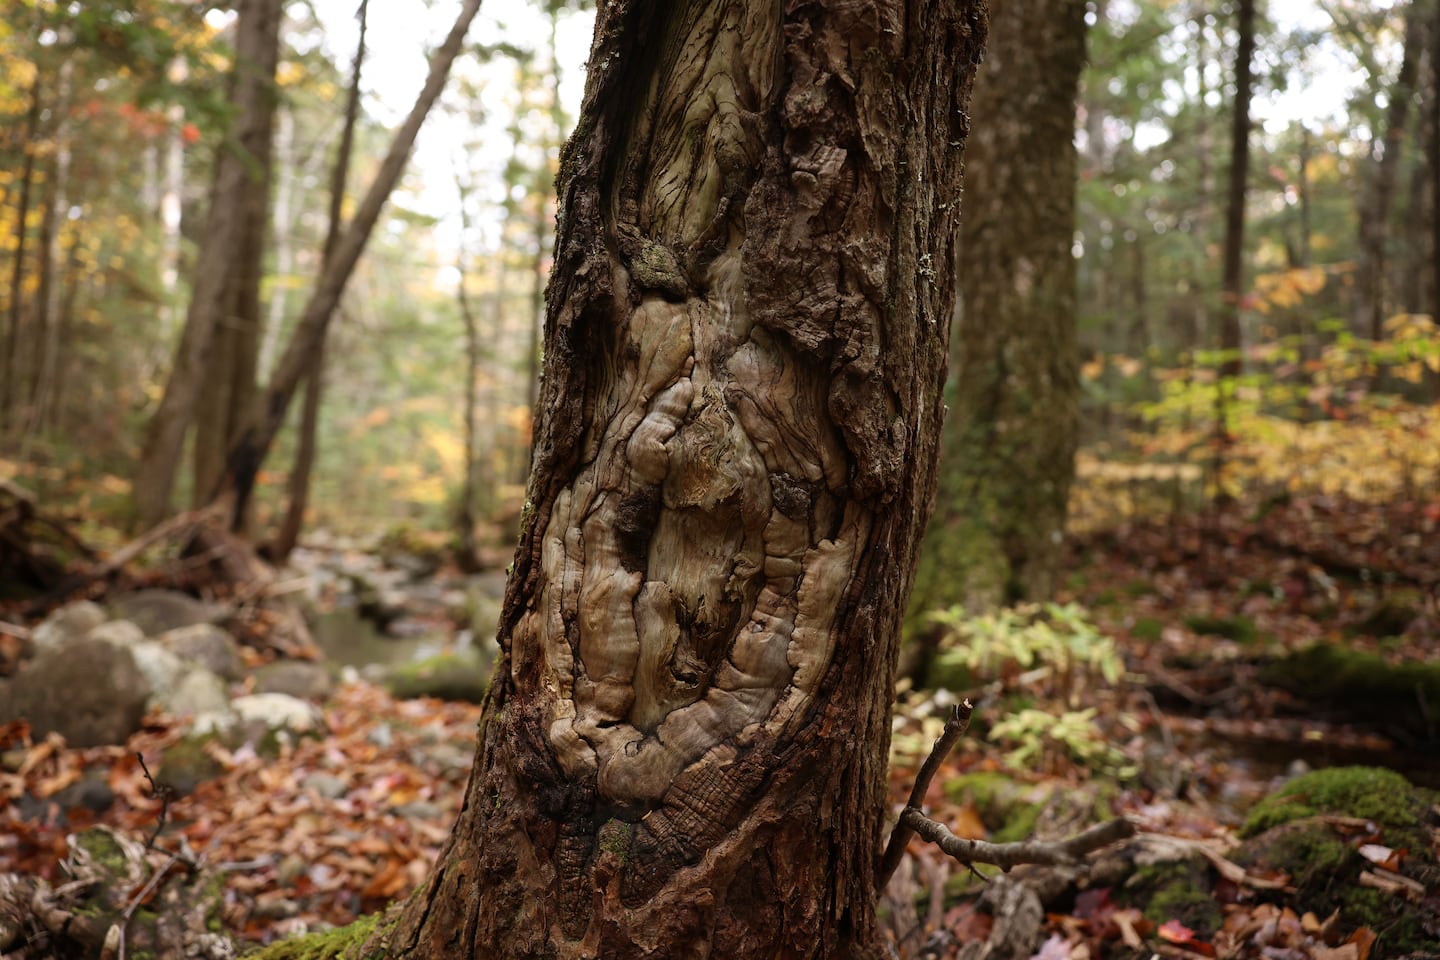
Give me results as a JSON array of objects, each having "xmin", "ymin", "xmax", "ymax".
[
  {"xmin": 1259, "ymin": 645, "xmax": 1440, "ymax": 745},
  {"xmin": 384, "ymin": 651, "xmax": 490, "ymax": 704},
  {"xmin": 1240, "ymin": 766, "xmax": 1428, "ymax": 841},
  {"xmin": 1235, "ymin": 767, "xmax": 1440, "ymax": 957}
]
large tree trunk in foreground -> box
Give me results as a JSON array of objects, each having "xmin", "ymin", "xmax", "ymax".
[
  {"xmin": 385, "ymin": 1, "xmax": 985, "ymax": 957},
  {"xmin": 909, "ymin": 0, "xmax": 1086, "ymax": 624}
]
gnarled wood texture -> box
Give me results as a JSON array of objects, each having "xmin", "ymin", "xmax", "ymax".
[{"xmin": 389, "ymin": 1, "xmax": 986, "ymax": 956}]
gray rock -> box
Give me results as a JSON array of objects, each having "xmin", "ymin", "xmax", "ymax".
[
  {"xmin": 6, "ymin": 637, "xmax": 151, "ymax": 747},
  {"xmin": 165, "ymin": 669, "xmax": 230, "ymax": 718},
  {"xmin": 54, "ymin": 774, "xmax": 116, "ymax": 813},
  {"xmin": 301, "ymin": 772, "xmax": 349, "ymax": 800},
  {"xmin": 252, "ymin": 659, "xmax": 333, "ymax": 701},
  {"xmin": 130, "ymin": 641, "xmax": 186, "ymax": 699},
  {"xmin": 230, "ymin": 693, "xmax": 324, "ymax": 735},
  {"xmin": 158, "ymin": 623, "xmax": 245, "ymax": 681},
  {"xmin": 107, "ymin": 589, "xmax": 224, "ymax": 636},
  {"xmin": 87, "ymin": 619, "xmax": 145, "ymax": 649},
  {"xmin": 31, "ymin": 601, "xmax": 107, "ymax": 654}
]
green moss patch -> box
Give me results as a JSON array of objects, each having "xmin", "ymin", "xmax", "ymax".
[
  {"xmin": 1181, "ymin": 612, "xmax": 1259, "ymax": 644},
  {"xmin": 1235, "ymin": 768, "xmax": 1440, "ymax": 957},
  {"xmin": 241, "ymin": 912, "xmax": 384, "ymax": 960},
  {"xmin": 1120, "ymin": 860, "xmax": 1222, "ymax": 936},
  {"xmin": 1241, "ymin": 766, "xmax": 1425, "ymax": 839}
]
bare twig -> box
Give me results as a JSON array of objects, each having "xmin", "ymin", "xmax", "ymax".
[
  {"xmin": 878, "ymin": 699, "xmax": 973, "ymax": 885},
  {"xmin": 901, "ymin": 808, "xmax": 1136, "ymax": 871},
  {"xmin": 135, "ymin": 753, "xmax": 173, "ymax": 852}
]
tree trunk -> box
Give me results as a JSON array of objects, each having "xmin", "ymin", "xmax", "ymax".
[
  {"xmin": 25, "ymin": 52, "xmax": 70, "ymax": 447},
  {"xmin": 269, "ymin": 0, "xmax": 369, "ymax": 564},
  {"xmin": 2, "ymin": 77, "xmax": 41, "ymax": 440},
  {"xmin": 1218, "ymin": 0, "xmax": 1255, "ymax": 379},
  {"xmin": 1354, "ymin": 0, "xmax": 1420, "ymax": 341},
  {"xmin": 383, "ymin": 1, "xmax": 985, "ymax": 957},
  {"xmin": 131, "ymin": 0, "xmax": 283, "ymax": 528},
  {"xmin": 908, "ymin": 0, "xmax": 1086, "ymax": 625},
  {"xmin": 218, "ymin": 0, "xmax": 485, "ymax": 528},
  {"xmin": 454, "ymin": 179, "xmax": 483, "ymax": 574}
]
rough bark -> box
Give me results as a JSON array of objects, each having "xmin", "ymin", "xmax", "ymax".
[
  {"xmin": 1218, "ymin": 0, "xmax": 1255, "ymax": 379},
  {"xmin": 219, "ymin": 0, "xmax": 485, "ymax": 527},
  {"xmin": 384, "ymin": 1, "xmax": 985, "ymax": 957},
  {"xmin": 1354, "ymin": 0, "xmax": 1420, "ymax": 341},
  {"xmin": 131, "ymin": 0, "xmax": 283, "ymax": 528},
  {"xmin": 909, "ymin": 0, "xmax": 1086, "ymax": 623}
]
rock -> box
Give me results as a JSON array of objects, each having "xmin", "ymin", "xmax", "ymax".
[
  {"xmin": 30, "ymin": 601, "xmax": 107, "ymax": 654},
  {"xmin": 253, "ymin": 659, "xmax": 334, "ymax": 700},
  {"xmin": 5, "ymin": 637, "xmax": 151, "ymax": 747},
  {"xmin": 157, "ymin": 623, "xmax": 244, "ymax": 681},
  {"xmin": 129, "ymin": 641, "xmax": 186, "ymax": 699},
  {"xmin": 301, "ymin": 772, "xmax": 348, "ymax": 800},
  {"xmin": 86, "ymin": 619, "xmax": 145, "ymax": 648},
  {"xmin": 384, "ymin": 651, "xmax": 491, "ymax": 703},
  {"xmin": 53, "ymin": 774, "xmax": 116, "ymax": 814},
  {"xmin": 165, "ymin": 669, "xmax": 230, "ymax": 718},
  {"xmin": 230, "ymin": 693, "xmax": 324, "ymax": 737},
  {"xmin": 158, "ymin": 735, "xmax": 226, "ymax": 796},
  {"xmin": 107, "ymin": 589, "xmax": 224, "ymax": 636}
]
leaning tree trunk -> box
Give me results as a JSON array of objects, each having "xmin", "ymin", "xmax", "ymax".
[
  {"xmin": 909, "ymin": 0, "xmax": 1086, "ymax": 624},
  {"xmin": 382, "ymin": 1, "xmax": 985, "ymax": 958}
]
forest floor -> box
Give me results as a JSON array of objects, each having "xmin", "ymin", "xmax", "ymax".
[{"xmin": 1, "ymin": 492, "xmax": 1438, "ymax": 959}]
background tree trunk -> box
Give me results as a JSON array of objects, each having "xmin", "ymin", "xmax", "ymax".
[
  {"xmin": 218, "ymin": 0, "xmax": 485, "ymax": 527},
  {"xmin": 1353, "ymin": 0, "xmax": 1419, "ymax": 341},
  {"xmin": 2, "ymin": 78, "xmax": 41, "ymax": 442},
  {"xmin": 908, "ymin": 0, "xmax": 1087, "ymax": 631},
  {"xmin": 131, "ymin": 0, "xmax": 283, "ymax": 528},
  {"xmin": 269, "ymin": 0, "xmax": 369, "ymax": 564},
  {"xmin": 1218, "ymin": 0, "xmax": 1255, "ymax": 379},
  {"xmin": 383, "ymin": 1, "xmax": 986, "ymax": 957}
]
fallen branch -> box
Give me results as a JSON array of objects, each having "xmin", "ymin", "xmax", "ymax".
[
  {"xmin": 23, "ymin": 503, "xmax": 225, "ymax": 616},
  {"xmin": 901, "ymin": 808, "xmax": 1137, "ymax": 871},
  {"xmin": 879, "ymin": 700, "xmax": 973, "ymax": 885}
]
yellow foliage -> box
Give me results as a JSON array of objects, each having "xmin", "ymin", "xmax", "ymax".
[{"xmin": 276, "ymin": 61, "xmax": 306, "ymax": 87}]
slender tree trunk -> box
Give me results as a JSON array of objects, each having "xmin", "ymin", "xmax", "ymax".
[
  {"xmin": 1298, "ymin": 123, "xmax": 1313, "ymax": 269},
  {"xmin": 1354, "ymin": 0, "xmax": 1420, "ymax": 341},
  {"xmin": 454, "ymin": 179, "xmax": 483, "ymax": 574},
  {"xmin": 269, "ymin": 0, "xmax": 369, "ymax": 564},
  {"xmin": 218, "ymin": 0, "xmax": 485, "ymax": 528},
  {"xmin": 260, "ymin": 107, "xmax": 297, "ymax": 382},
  {"xmin": 131, "ymin": 0, "xmax": 283, "ymax": 528},
  {"xmin": 23, "ymin": 55, "xmax": 69, "ymax": 446},
  {"xmin": 2, "ymin": 78, "xmax": 41, "ymax": 439},
  {"xmin": 1218, "ymin": 0, "xmax": 1255, "ymax": 380},
  {"xmin": 909, "ymin": 0, "xmax": 1086, "ymax": 628},
  {"xmin": 192, "ymin": 0, "xmax": 283, "ymax": 513},
  {"xmin": 158, "ymin": 58, "xmax": 189, "ymax": 345},
  {"xmin": 382, "ymin": 1, "xmax": 984, "ymax": 957}
]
